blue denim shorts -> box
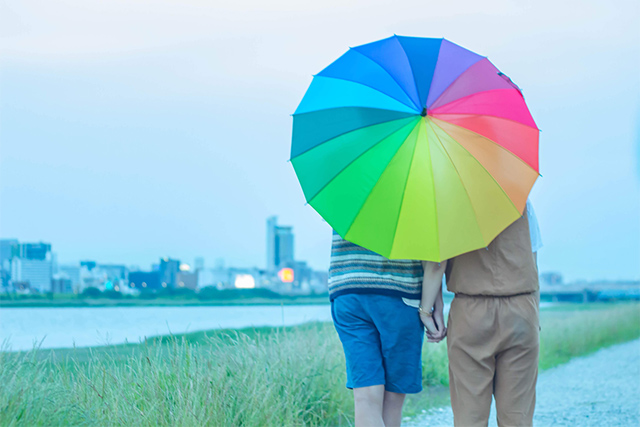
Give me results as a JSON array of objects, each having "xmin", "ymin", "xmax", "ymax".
[{"xmin": 331, "ymin": 293, "xmax": 424, "ymax": 394}]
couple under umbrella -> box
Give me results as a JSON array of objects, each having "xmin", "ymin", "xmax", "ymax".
[{"xmin": 291, "ymin": 36, "xmax": 541, "ymax": 427}]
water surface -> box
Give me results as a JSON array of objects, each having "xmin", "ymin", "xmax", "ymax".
[{"xmin": 0, "ymin": 304, "xmax": 331, "ymax": 351}]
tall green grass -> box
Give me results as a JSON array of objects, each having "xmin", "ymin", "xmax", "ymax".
[
  {"xmin": 538, "ymin": 303, "xmax": 640, "ymax": 369},
  {"xmin": 1, "ymin": 303, "xmax": 638, "ymax": 426}
]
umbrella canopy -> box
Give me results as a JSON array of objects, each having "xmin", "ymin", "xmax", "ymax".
[{"xmin": 291, "ymin": 36, "xmax": 539, "ymax": 262}]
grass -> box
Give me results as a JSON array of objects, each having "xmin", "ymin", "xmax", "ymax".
[
  {"xmin": 1, "ymin": 303, "xmax": 638, "ymax": 426},
  {"xmin": 538, "ymin": 302, "xmax": 640, "ymax": 369}
]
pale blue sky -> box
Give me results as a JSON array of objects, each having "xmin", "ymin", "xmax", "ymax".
[{"xmin": 1, "ymin": 0, "xmax": 638, "ymax": 281}]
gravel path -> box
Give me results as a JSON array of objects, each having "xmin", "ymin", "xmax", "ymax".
[{"xmin": 405, "ymin": 339, "xmax": 640, "ymax": 426}]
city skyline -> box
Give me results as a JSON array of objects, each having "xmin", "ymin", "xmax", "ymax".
[
  {"xmin": 0, "ymin": 215, "xmax": 328, "ymax": 294},
  {"xmin": 1, "ymin": 1, "xmax": 638, "ymax": 282}
]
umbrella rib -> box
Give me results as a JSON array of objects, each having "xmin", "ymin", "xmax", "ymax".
[
  {"xmin": 306, "ymin": 119, "xmax": 419, "ymax": 205},
  {"xmin": 426, "ymin": 120, "xmax": 489, "ymax": 247},
  {"xmin": 312, "ymin": 74, "xmax": 420, "ymax": 112},
  {"xmin": 430, "ymin": 120, "xmax": 523, "ymax": 219},
  {"xmin": 349, "ymin": 48, "xmax": 422, "ymax": 111},
  {"xmin": 430, "ymin": 116, "xmax": 540, "ymax": 176}
]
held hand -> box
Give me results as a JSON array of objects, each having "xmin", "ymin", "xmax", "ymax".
[
  {"xmin": 420, "ymin": 260, "xmax": 448, "ymax": 343},
  {"xmin": 433, "ymin": 288, "xmax": 447, "ymax": 341},
  {"xmin": 420, "ymin": 291, "xmax": 446, "ymax": 343},
  {"xmin": 420, "ymin": 306, "xmax": 446, "ymax": 343}
]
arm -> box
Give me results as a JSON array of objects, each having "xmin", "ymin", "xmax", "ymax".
[{"xmin": 420, "ymin": 260, "xmax": 447, "ymax": 342}]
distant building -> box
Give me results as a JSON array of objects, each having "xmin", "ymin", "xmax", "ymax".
[
  {"xmin": 52, "ymin": 274, "xmax": 73, "ymax": 293},
  {"xmin": 198, "ymin": 267, "xmax": 230, "ymax": 289},
  {"xmin": 12, "ymin": 242, "xmax": 51, "ymax": 260},
  {"xmin": 0, "ymin": 239, "xmax": 18, "ymax": 287},
  {"xmin": 540, "ymin": 272, "xmax": 564, "ymax": 287},
  {"xmin": 80, "ymin": 260, "xmax": 97, "ymax": 271},
  {"xmin": 266, "ymin": 216, "xmax": 295, "ymax": 272},
  {"xmin": 59, "ymin": 265, "xmax": 81, "ymax": 290},
  {"xmin": 9, "ymin": 242, "xmax": 53, "ymax": 292},
  {"xmin": 11, "ymin": 257, "xmax": 53, "ymax": 293},
  {"xmin": 79, "ymin": 261, "xmax": 110, "ymax": 291},
  {"xmin": 266, "ymin": 216, "xmax": 277, "ymax": 271},
  {"xmin": 310, "ymin": 270, "xmax": 329, "ymax": 293},
  {"xmin": 0, "ymin": 239, "xmax": 18, "ymax": 270},
  {"xmin": 51, "ymin": 252, "xmax": 59, "ymax": 274},
  {"xmin": 228, "ymin": 267, "xmax": 264, "ymax": 289},
  {"xmin": 99, "ymin": 264, "xmax": 128, "ymax": 281},
  {"xmin": 128, "ymin": 271, "xmax": 161, "ymax": 290},
  {"xmin": 276, "ymin": 226, "xmax": 294, "ymax": 268},
  {"xmin": 160, "ymin": 258, "xmax": 180, "ymax": 288},
  {"xmin": 176, "ymin": 272, "xmax": 198, "ymax": 290}
]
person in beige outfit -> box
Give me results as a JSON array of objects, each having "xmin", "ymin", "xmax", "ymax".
[{"xmin": 423, "ymin": 202, "xmax": 541, "ymax": 427}]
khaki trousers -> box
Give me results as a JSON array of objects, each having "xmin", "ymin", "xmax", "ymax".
[{"xmin": 447, "ymin": 293, "xmax": 539, "ymax": 427}]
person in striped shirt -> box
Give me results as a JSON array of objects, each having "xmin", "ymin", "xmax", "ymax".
[{"xmin": 329, "ymin": 231, "xmax": 446, "ymax": 427}]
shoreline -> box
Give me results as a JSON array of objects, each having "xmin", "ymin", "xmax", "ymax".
[
  {"xmin": 0, "ymin": 296, "xmax": 331, "ymax": 308},
  {"xmin": 3, "ymin": 301, "xmax": 636, "ymax": 354}
]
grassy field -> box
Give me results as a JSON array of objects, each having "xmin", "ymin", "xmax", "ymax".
[{"xmin": 1, "ymin": 303, "xmax": 638, "ymax": 426}]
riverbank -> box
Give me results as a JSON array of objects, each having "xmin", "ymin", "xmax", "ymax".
[
  {"xmin": 0, "ymin": 290, "xmax": 331, "ymax": 308},
  {"xmin": 1, "ymin": 303, "xmax": 638, "ymax": 426},
  {"xmin": 0, "ymin": 296, "xmax": 330, "ymax": 308}
]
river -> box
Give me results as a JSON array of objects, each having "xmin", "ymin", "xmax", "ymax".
[
  {"xmin": 0, "ymin": 304, "xmax": 332, "ymax": 351},
  {"xmin": 1, "ymin": 301, "xmax": 553, "ymax": 352}
]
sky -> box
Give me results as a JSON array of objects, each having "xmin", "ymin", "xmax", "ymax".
[{"xmin": 0, "ymin": 0, "xmax": 638, "ymax": 281}]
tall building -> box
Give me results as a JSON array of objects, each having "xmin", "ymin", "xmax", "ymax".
[
  {"xmin": 51, "ymin": 274, "xmax": 73, "ymax": 293},
  {"xmin": 12, "ymin": 242, "xmax": 51, "ymax": 260},
  {"xmin": 266, "ymin": 216, "xmax": 277, "ymax": 271},
  {"xmin": 176, "ymin": 272, "xmax": 198, "ymax": 290},
  {"xmin": 128, "ymin": 271, "xmax": 161, "ymax": 290},
  {"xmin": 9, "ymin": 242, "xmax": 53, "ymax": 292},
  {"xmin": 0, "ymin": 239, "xmax": 18, "ymax": 271},
  {"xmin": 11, "ymin": 257, "xmax": 53, "ymax": 292},
  {"xmin": 266, "ymin": 216, "xmax": 295, "ymax": 272},
  {"xmin": 80, "ymin": 260, "xmax": 97, "ymax": 271},
  {"xmin": 160, "ymin": 258, "xmax": 180, "ymax": 287},
  {"xmin": 275, "ymin": 226, "xmax": 294, "ymax": 268},
  {"xmin": 0, "ymin": 239, "xmax": 18, "ymax": 287},
  {"xmin": 59, "ymin": 265, "xmax": 81, "ymax": 289}
]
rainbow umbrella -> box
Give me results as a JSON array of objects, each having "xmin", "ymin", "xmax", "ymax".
[{"xmin": 290, "ymin": 36, "xmax": 539, "ymax": 261}]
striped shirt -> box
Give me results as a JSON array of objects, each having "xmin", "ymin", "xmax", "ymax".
[{"xmin": 328, "ymin": 231, "xmax": 423, "ymax": 301}]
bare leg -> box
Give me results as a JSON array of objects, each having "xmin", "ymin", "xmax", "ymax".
[
  {"xmin": 382, "ymin": 390, "xmax": 406, "ymax": 427},
  {"xmin": 353, "ymin": 385, "xmax": 385, "ymax": 427}
]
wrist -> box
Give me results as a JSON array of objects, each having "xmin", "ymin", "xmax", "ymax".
[{"xmin": 418, "ymin": 304, "xmax": 434, "ymax": 317}]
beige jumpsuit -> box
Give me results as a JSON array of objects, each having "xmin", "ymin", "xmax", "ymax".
[{"xmin": 446, "ymin": 211, "xmax": 539, "ymax": 427}]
